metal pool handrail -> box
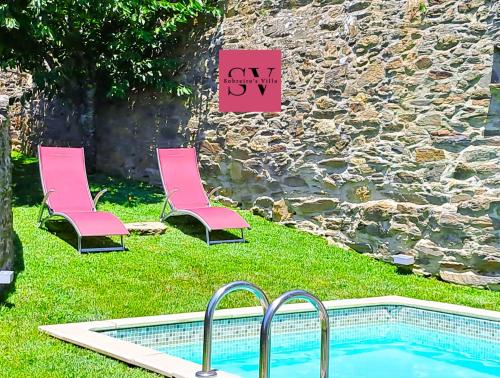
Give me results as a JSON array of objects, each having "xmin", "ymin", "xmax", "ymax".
[
  {"xmin": 195, "ymin": 281, "xmax": 270, "ymax": 377},
  {"xmin": 259, "ymin": 290, "xmax": 330, "ymax": 378}
]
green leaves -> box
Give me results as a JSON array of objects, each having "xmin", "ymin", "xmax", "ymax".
[
  {"xmin": 2, "ymin": 17, "xmax": 19, "ymax": 29},
  {"xmin": 418, "ymin": 1, "xmax": 428, "ymax": 14},
  {"xmin": 176, "ymin": 84, "xmax": 192, "ymax": 96},
  {"xmin": 0, "ymin": 4, "xmax": 19, "ymax": 30},
  {"xmin": 0, "ymin": 0, "xmax": 220, "ymax": 99}
]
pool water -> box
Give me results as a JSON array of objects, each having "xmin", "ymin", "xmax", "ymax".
[
  {"xmin": 102, "ymin": 305, "xmax": 500, "ymax": 378},
  {"xmin": 161, "ymin": 324, "xmax": 500, "ymax": 378}
]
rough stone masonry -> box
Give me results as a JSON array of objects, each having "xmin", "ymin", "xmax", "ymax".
[
  {"xmin": 6, "ymin": 0, "xmax": 500, "ymax": 286},
  {"xmin": 0, "ymin": 94, "xmax": 13, "ymax": 285}
]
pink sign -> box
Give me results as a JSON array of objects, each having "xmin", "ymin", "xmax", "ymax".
[{"xmin": 219, "ymin": 50, "xmax": 281, "ymax": 113}]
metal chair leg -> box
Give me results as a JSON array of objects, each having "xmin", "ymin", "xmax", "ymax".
[
  {"xmin": 37, "ymin": 206, "xmax": 45, "ymax": 228},
  {"xmin": 37, "ymin": 190, "xmax": 54, "ymax": 228},
  {"xmin": 78, "ymin": 236, "xmax": 126, "ymax": 253},
  {"xmin": 205, "ymin": 229, "xmax": 247, "ymax": 245},
  {"xmin": 160, "ymin": 199, "xmax": 169, "ymax": 222},
  {"xmin": 160, "ymin": 191, "xmax": 178, "ymax": 222},
  {"xmin": 206, "ymin": 228, "xmax": 210, "ymax": 245}
]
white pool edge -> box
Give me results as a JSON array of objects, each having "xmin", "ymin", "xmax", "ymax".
[{"xmin": 39, "ymin": 296, "xmax": 500, "ymax": 378}]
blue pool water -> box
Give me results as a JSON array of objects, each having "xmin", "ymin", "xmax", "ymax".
[
  {"xmin": 102, "ymin": 305, "xmax": 500, "ymax": 378},
  {"xmin": 161, "ymin": 324, "xmax": 500, "ymax": 378}
]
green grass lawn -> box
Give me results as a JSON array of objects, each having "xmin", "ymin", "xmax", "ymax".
[{"xmin": 1, "ymin": 152, "xmax": 499, "ymax": 377}]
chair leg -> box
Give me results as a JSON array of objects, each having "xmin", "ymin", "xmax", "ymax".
[
  {"xmin": 160, "ymin": 199, "xmax": 168, "ymax": 222},
  {"xmin": 37, "ymin": 205, "xmax": 46, "ymax": 228},
  {"xmin": 78, "ymin": 236, "xmax": 126, "ymax": 253},
  {"xmin": 160, "ymin": 198, "xmax": 175, "ymax": 222},
  {"xmin": 37, "ymin": 191, "xmax": 53, "ymax": 228},
  {"xmin": 38, "ymin": 216, "xmax": 48, "ymax": 229},
  {"xmin": 206, "ymin": 228, "xmax": 210, "ymax": 245},
  {"xmin": 205, "ymin": 229, "xmax": 247, "ymax": 245}
]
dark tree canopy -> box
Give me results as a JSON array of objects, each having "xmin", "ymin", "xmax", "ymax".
[{"xmin": 0, "ymin": 0, "xmax": 220, "ymax": 98}]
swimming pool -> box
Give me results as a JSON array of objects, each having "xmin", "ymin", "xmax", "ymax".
[{"xmin": 39, "ymin": 297, "xmax": 500, "ymax": 378}]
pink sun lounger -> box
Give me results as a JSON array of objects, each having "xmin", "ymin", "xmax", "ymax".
[
  {"xmin": 37, "ymin": 146, "xmax": 129, "ymax": 253},
  {"xmin": 157, "ymin": 148, "xmax": 250, "ymax": 245}
]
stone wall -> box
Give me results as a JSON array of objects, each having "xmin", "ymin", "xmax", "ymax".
[
  {"xmin": 6, "ymin": 0, "xmax": 500, "ymax": 283},
  {"xmin": 1, "ymin": 70, "xmax": 86, "ymax": 154},
  {"xmin": 0, "ymin": 95, "xmax": 13, "ymax": 278}
]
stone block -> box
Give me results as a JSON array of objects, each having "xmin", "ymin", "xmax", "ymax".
[
  {"xmin": 435, "ymin": 34, "xmax": 460, "ymax": 50},
  {"xmin": 361, "ymin": 200, "xmax": 398, "ymax": 221},
  {"xmin": 272, "ymin": 199, "xmax": 291, "ymax": 222},
  {"xmin": 356, "ymin": 61, "xmax": 385, "ymax": 88},
  {"xmin": 214, "ymin": 195, "xmax": 239, "ymax": 208},
  {"xmin": 291, "ymin": 198, "xmax": 339, "ymax": 215},
  {"xmin": 415, "ymin": 147, "xmax": 446, "ymax": 163},
  {"xmin": 0, "ymin": 95, "xmax": 9, "ymax": 112},
  {"xmin": 414, "ymin": 56, "xmax": 432, "ymax": 70},
  {"xmin": 440, "ymin": 271, "xmax": 500, "ymax": 290},
  {"xmin": 416, "ymin": 113, "xmax": 442, "ymax": 129},
  {"xmin": 125, "ymin": 222, "xmax": 167, "ymax": 235}
]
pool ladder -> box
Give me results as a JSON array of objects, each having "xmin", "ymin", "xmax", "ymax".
[{"xmin": 195, "ymin": 281, "xmax": 330, "ymax": 378}]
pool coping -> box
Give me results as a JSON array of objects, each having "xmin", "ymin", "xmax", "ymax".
[{"xmin": 39, "ymin": 296, "xmax": 500, "ymax": 378}]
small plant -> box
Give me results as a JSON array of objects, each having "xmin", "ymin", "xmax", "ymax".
[
  {"xmin": 407, "ymin": 0, "xmax": 428, "ymax": 21},
  {"xmin": 418, "ymin": 1, "xmax": 428, "ymax": 14}
]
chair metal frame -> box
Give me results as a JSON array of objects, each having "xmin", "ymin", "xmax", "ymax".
[
  {"xmin": 157, "ymin": 148, "xmax": 248, "ymax": 245},
  {"xmin": 160, "ymin": 190, "xmax": 246, "ymax": 245},
  {"xmin": 37, "ymin": 188, "xmax": 125, "ymax": 253},
  {"xmin": 37, "ymin": 146, "xmax": 126, "ymax": 253}
]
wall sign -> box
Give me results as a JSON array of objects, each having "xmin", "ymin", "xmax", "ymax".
[{"xmin": 218, "ymin": 49, "xmax": 281, "ymax": 113}]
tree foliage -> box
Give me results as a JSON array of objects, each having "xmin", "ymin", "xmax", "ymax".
[{"xmin": 0, "ymin": 0, "xmax": 220, "ymax": 98}]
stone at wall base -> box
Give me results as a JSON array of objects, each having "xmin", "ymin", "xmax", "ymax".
[
  {"xmin": 214, "ymin": 195, "xmax": 239, "ymax": 208},
  {"xmin": 125, "ymin": 222, "xmax": 167, "ymax": 235},
  {"xmin": 440, "ymin": 271, "xmax": 500, "ymax": 290}
]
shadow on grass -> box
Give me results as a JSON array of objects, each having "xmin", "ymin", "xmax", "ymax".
[
  {"xmin": 166, "ymin": 215, "xmax": 246, "ymax": 244},
  {"xmin": 11, "ymin": 152, "xmax": 163, "ymax": 207},
  {"xmin": 0, "ymin": 232, "xmax": 25, "ymax": 308},
  {"xmin": 396, "ymin": 266, "xmax": 414, "ymax": 275},
  {"xmin": 44, "ymin": 219, "xmax": 125, "ymax": 253},
  {"xmin": 12, "ymin": 152, "xmax": 43, "ymax": 207}
]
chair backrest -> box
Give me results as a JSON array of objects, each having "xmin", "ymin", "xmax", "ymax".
[
  {"xmin": 38, "ymin": 146, "xmax": 95, "ymax": 213},
  {"xmin": 157, "ymin": 148, "xmax": 210, "ymax": 210}
]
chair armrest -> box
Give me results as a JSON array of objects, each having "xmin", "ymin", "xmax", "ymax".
[
  {"xmin": 207, "ymin": 186, "xmax": 222, "ymax": 199},
  {"xmin": 166, "ymin": 188, "xmax": 179, "ymax": 201},
  {"xmin": 42, "ymin": 189, "xmax": 55, "ymax": 204},
  {"xmin": 93, "ymin": 189, "xmax": 108, "ymax": 208},
  {"xmin": 160, "ymin": 189, "xmax": 179, "ymax": 221}
]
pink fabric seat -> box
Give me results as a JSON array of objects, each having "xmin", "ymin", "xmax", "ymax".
[
  {"xmin": 38, "ymin": 146, "xmax": 128, "ymax": 253},
  {"xmin": 58, "ymin": 211, "xmax": 129, "ymax": 237},
  {"xmin": 182, "ymin": 207, "xmax": 250, "ymax": 231},
  {"xmin": 157, "ymin": 148, "xmax": 250, "ymax": 244}
]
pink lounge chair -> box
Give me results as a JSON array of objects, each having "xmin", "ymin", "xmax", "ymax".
[
  {"xmin": 157, "ymin": 148, "xmax": 250, "ymax": 245},
  {"xmin": 37, "ymin": 146, "xmax": 129, "ymax": 253}
]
